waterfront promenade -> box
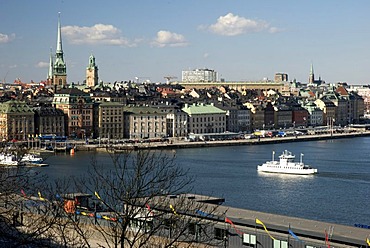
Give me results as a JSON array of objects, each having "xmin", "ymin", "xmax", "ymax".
[{"xmin": 76, "ymin": 130, "xmax": 370, "ymax": 152}]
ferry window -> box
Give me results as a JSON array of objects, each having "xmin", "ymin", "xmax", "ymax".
[
  {"xmin": 242, "ymin": 233, "xmax": 256, "ymax": 246},
  {"xmin": 273, "ymin": 240, "xmax": 288, "ymax": 248}
]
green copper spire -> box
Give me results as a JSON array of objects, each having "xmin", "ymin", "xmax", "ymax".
[
  {"xmin": 56, "ymin": 12, "xmax": 63, "ymax": 53},
  {"xmin": 53, "ymin": 12, "xmax": 66, "ymax": 77}
]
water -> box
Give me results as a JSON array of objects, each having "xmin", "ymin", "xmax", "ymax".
[{"xmin": 35, "ymin": 137, "xmax": 370, "ymax": 226}]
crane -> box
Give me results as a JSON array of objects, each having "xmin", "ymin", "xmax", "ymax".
[{"xmin": 164, "ymin": 76, "xmax": 177, "ymax": 84}]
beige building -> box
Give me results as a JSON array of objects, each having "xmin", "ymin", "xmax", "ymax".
[
  {"xmin": 0, "ymin": 100, "xmax": 35, "ymax": 141},
  {"xmin": 52, "ymin": 87, "xmax": 94, "ymax": 139},
  {"xmin": 181, "ymin": 103, "xmax": 226, "ymax": 134},
  {"xmin": 97, "ymin": 102, "xmax": 124, "ymax": 140},
  {"xmin": 315, "ymin": 99, "xmax": 336, "ymax": 125},
  {"xmin": 123, "ymin": 106, "xmax": 167, "ymax": 139},
  {"xmin": 33, "ymin": 106, "xmax": 65, "ymax": 137}
]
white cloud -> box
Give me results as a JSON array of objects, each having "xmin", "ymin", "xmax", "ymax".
[
  {"xmin": 205, "ymin": 13, "xmax": 279, "ymax": 36},
  {"xmin": 62, "ymin": 24, "xmax": 136, "ymax": 47},
  {"xmin": 152, "ymin": 30, "xmax": 188, "ymax": 48},
  {"xmin": 0, "ymin": 33, "xmax": 15, "ymax": 43},
  {"xmin": 35, "ymin": 61, "xmax": 49, "ymax": 68}
]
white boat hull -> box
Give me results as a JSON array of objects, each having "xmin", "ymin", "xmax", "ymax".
[
  {"xmin": 257, "ymin": 165, "xmax": 318, "ymax": 175},
  {"xmin": 257, "ymin": 150, "xmax": 318, "ymax": 175}
]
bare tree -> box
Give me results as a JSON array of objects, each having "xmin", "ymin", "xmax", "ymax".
[{"xmin": 70, "ymin": 149, "xmax": 221, "ymax": 248}]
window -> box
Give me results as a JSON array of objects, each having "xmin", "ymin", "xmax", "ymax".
[
  {"xmin": 242, "ymin": 233, "xmax": 256, "ymax": 247},
  {"xmin": 273, "ymin": 240, "xmax": 288, "ymax": 248},
  {"xmin": 214, "ymin": 227, "xmax": 226, "ymax": 240}
]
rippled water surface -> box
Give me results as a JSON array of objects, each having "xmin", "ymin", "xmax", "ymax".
[{"xmin": 37, "ymin": 137, "xmax": 370, "ymax": 226}]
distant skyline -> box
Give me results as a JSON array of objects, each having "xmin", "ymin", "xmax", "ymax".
[{"xmin": 1, "ymin": 0, "xmax": 370, "ymax": 85}]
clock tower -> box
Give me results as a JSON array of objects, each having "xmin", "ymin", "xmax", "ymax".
[{"xmin": 86, "ymin": 54, "xmax": 99, "ymax": 87}]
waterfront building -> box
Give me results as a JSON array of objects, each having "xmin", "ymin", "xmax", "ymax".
[
  {"xmin": 86, "ymin": 54, "xmax": 99, "ymax": 88},
  {"xmin": 97, "ymin": 102, "xmax": 124, "ymax": 140},
  {"xmin": 315, "ymin": 98, "xmax": 336, "ymax": 125},
  {"xmin": 292, "ymin": 106, "xmax": 309, "ymax": 127},
  {"xmin": 0, "ymin": 100, "xmax": 35, "ymax": 141},
  {"xmin": 48, "ymin": 13, "xmax": 67, "ymax": 89},
  {"xmin": 336, "ymin": 86, "xmax": 364, "ymax": 124},
  {"xmin": 320, "ymin": 89, "xmax": 348, "ymax": 126},
  {"xmin": 244, "ymin": 102, "xmax": 265, "ymax": 131},
  {"xmin": 33, "ymin": 106, "xmax": 66, "ymax": 137},
  {"xmin": 52, "ymin": 87, "xmax": 93, "ymax": 138},
  {"xmin": 150, "ymin": 103, "xmax": 188, "ymax": 138},
  {"xmin": 123, "ymin": 106, "xmax": 167, "ymax": 139},
  {"xmin": 264, "ymin": 102, "xmax": 275, "ymax": 129},
  {"xmin": 181, "ymin": 68, "xmax": 217, "ymax": 82},
  {"xmin": 273, "ymin": 104, "xmax": 293, "ymax": 129},
  {"xmin": 182, "ymin": 103, "xmax": 226, "ymax": 134},
  {"xmin": 353, "ymin": 85, "xmax": 370, "ymax": 116},
  {"xmin": 218, "ymin": 104, "xmax": 251, "ymax": 133},
  {"xmin": 302, "ymin": 101, "xmax": 324, "ymax": 126}
]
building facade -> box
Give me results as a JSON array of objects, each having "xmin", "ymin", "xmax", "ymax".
[
  {"xmin": 182, "ymin": 103, "xmax": 226, "ymax": 134},
  {"xmin": 123, "ymin": 106, "xmax": 167, "ymax": 140},
  {"xmin": 182, "ymin": 68, "xmax": 217, "ymax": 82},
  {"xmin": 97, "ymin": 102, "xmax": 124, "ymax": 140},
  {"xmin": 33, "ymin": 106, "xmax": 66, "ymax": 137},
  {"xmin": 0, "ymin": 100, "xmax": 35, "ymax": 141},
  {"xmin": 52, "ymin": 87, "xmax": 94, "ymax": 139}
]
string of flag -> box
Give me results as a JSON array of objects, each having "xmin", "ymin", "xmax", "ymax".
[{"xmin": 21, "ymin": 189, "xmax": 370, "ymax": 246}]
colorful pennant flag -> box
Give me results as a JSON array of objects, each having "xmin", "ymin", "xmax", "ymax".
[
  {"xmin": 38, "ymin": 191, "xmax": 46, "ymax": 201},
  {"xmin": 288, "ymin": 228, "xmax": 300, "ymax": 241},
  {"xmin": 325, "ymin": 229, "xmax": 330, "ymax": 248},
  {"xmin": 94, "ymin": 191, "xmax": 101, "ymax": 200},
  {"xmin": 366, "ymin": 237, "xmax": 370, "ymax": 246},
  {"xmin": 225, "ymin": 217, "xmax": 243, "ymax": 235},
  {"xmin": 170, "ymin": 204, "xmax": 178, "ymax": 216},
  {"xmin": 20, "ymin": 189, "xmax": 27, "ymax": 197},
  {"xmin": 256, "ymin": 218, "xmax": 275, "ymax": 240}
]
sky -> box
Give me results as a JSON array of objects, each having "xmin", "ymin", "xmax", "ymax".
[{"xmin": 1, "ymin": 0, "xmax": 370, "ymax": 85}]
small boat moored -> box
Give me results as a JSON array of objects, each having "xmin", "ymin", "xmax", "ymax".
[{"xmin": 257, "ymin": 150, "xmax": 318, "ymax": 175}]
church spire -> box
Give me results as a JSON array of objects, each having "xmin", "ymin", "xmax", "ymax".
[
  {"xmin": 52, "ymin": 12, "xmax": 67, "ymax": 88},
  {"xmin": 309, "ymin": 63, "xmax": 315, "ymax": 84},
  {"xmin": 56, "ymin": 12, "xmax": 63, "ymax": 53},
  {"xmin": 47, "ymin": 48, "xmax": 53, "ymax": 80}
]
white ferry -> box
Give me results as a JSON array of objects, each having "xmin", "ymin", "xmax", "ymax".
[
  {"xmin": 20, "ymin": 153, "xmax": 43, "ymax": 164},
  {"xmin": 257, "ymin": 150, "xmax": 318, "ymax": 175}
]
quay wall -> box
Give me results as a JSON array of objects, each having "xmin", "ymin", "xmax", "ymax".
[{"xmin": 77, "ymin": 131, "xmax": 370, "ymax": 152}]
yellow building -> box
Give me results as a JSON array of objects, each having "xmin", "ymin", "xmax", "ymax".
[{"xmin": 0, "ymin": 100, "xmax": 34, "ymax": 141}]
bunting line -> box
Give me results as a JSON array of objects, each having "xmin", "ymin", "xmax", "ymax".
[{"xmin": 256, "ymin": 218, "xmax": 275, "ymax": 240}]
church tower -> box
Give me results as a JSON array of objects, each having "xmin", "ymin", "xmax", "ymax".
[
  {"xmin": 309, "ymin": 63, "xmax": 315, "ymax": 84},
  {"xmin": 52, "ymin": 13, "xmax": 67, "ymax": 89},
  {"xmin": 86, "ymin": 54, "xmax": 99, "ymax": 87}
]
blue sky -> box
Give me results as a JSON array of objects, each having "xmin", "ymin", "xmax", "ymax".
[{"xmin": 1, "ymin": 0, "xmax": 370, "ymax": 85}]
